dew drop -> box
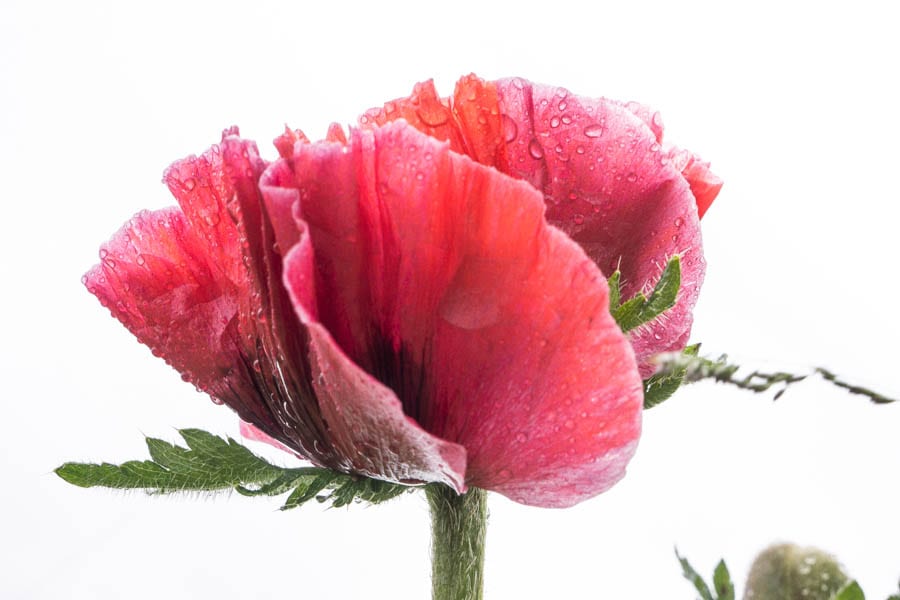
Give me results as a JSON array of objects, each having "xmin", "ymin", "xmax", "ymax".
[
  {"xmin": 417, "ymin": 107, "xmax": 449, "ymax": 127},
  {"xmin": 210, "ymin": 396, "xmax": 224, "ymax": 405},
  {"xmin": 653, "ymin": 332, "xmax": 663, "ymax": 340},
  {"xmin": 575, "ymin": 145, "xmax": 585, "ymax": 154},
  {"xmin": 501, "ymin": 114, "xmax": 518, "ymax": 143},
  {"xmin": 252, "ymin": 359, "xmax": 262, "ymax": 373},
  {"xmin": 184, "ymin": 178, "xmax": 196, "ymax": 191},
  {"xmin": 626, "ymin": 172, "xmax": 638, "ymax": 183},
  {"xmin": 136, "ymin": 254, "xmax": 146, "ymax": 266},
  {"xmin": 528, "ymin": 138, "xmax": 544, "ymax": 159},
  {"xmin": 584, "ymin": 124, "xmax": 604, "ymax": 138},
  {"xmin": 573, "ymin": 213, "xmax": 585, "ymax": 225},
  {"xmin": 674, "ymin": 217, "xmax": 684, "ymax": 227},
  {"xmin": 550, "ymin": 116, "xmax": 561, "ymax": 128}
]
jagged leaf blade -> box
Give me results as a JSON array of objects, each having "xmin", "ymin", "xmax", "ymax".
[
  {"xmin": 643, "ymin": 344, "xmax": 700, "ymax": 409},
  {"xmin": 56, "ymin": 429, "xmax": 417, "ymax": 509},
  {"xmin": 611, "ymin": 256, "xmax": 681, "ymax": 332}
]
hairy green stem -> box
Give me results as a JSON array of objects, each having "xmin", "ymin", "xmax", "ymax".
[{"xmin": 426, "ymin": 485, "xmax": 488, "ymax": 600}]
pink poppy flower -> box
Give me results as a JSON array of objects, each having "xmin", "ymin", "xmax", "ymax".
[
  {"xmin": 360, "ymin": 74, "xmax": 722, "ymax": 375},
  {"xmin": 85, "ymin": 118, "xmax": 644, "ymax": 508}
]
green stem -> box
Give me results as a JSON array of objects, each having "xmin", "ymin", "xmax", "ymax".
[{"xmin": 426, "ymin": 484, "xmax": 488, "ymax": 600}]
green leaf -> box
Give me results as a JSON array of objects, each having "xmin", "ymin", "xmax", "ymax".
[
  {"xmin": 832, "ymin": 581, "xmax": 865, "ymax": 600},
  {"xmin": 610, "ymin": 256, "xmax": 681, "ymax": 332},
  {"xmin": 648, "ymin": 352, "xmax": 896, "ymax": 404},
  {"xmin": 57, "ymin": 429, "xmax": 416, "ymax": 510},
  {"xmin": 607, "ymin": 269, "xmax": 621, "ymax": 310},
  {"xmin": 675, "ymin": 548, "xmax": 714, "ymax": 600},
  {"xmin": 643, "ymin": 344, "xmax": 700, "ymax": 409},
  {"xmin": 712, "ymin": 560, "xmax": 735, "ymax": 600}
]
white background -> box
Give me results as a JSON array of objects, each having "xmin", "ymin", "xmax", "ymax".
[{"xmin": 2, "ymin": 1, "xmax": 899, "ymax": 598}]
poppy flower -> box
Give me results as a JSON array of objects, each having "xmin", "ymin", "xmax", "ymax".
[
  {"xmin": 84, "ymin": 76, "xmax": 718, "ymax": 509},
  {"xmin": 360, "ymin": 74, "xmax": 722, "ymax": 375}
]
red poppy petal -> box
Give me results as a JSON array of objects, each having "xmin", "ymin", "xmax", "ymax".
[
  {"xmin": 361, "ymin": 79, "xmax": 467, "ymax": 153},
  {"xmin": 277, "ymin": 121, "xmax": 642, "ymax": 507},
  {"xmin": 84, "ymin": 208, "xmax": 240, "ymax": 389},
  {"xmin": 85, "ymin": 131, "xmax": 347, "ymax": 465},
  {"xmin": 240, "ymin": 421, "xmax": 300, "ymax": 457},
  {"xmin": 363, "ymin": 76, "xmax": 714, "ymax": 370},
  {"xmin": 677, "ymin": 150, "xmax": 723, "ymax": 219},
  {"xmin": 282, "ymin": 223, "xmax": 468, "ymax": 490},
  {"xmin": 492, "ymin": 78, "xmax": 705, "ymax": 373}
]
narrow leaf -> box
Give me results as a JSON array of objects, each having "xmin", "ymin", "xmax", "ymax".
[
  {"xmin": 607, "ymin": 270, "xmax": 622, "ymax": 310},
  {"xmin": 675, "ymin": 548, "xmax": 714, "ymax": 600},
  {"xmin": 713, "ymin": 560, "xmax": 735, "ymax": 600}
]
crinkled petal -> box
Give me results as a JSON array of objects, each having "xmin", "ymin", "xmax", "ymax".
[
  {"xmin": 274, "ymin": 121, "xmax": 642, "ymax": 507},
  {"xmin": 84, "ymin": 131, "xmax": 347, "ymax": 470},
  {"xmin": 281, "ymin": 227, "xmax": 467, "ymax": 490},
  {"xmin": 493, "ymin": 78, "xmax": 705, "ymax": 375},
  {"xmin": 364, "ymin": 75, "xmax": 721, "ymax": 373}
]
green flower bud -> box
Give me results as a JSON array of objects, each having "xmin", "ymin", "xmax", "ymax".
[{"xmin": 744, "ymin": 544, "xmax": 849, "ymax": 600}]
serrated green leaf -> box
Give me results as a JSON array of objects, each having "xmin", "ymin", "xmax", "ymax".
[
  {"xmin": 676, "ymin": 548, "xmax": 714, "ymax": 600},
  {"xmin": 643, "ymin": 344, "xmax": 700, "ymax": 409},
  {"xmin": 611, "ymin": 256, "xmax": 681, "ymax": 332},
  {"xmin": 713, "ymin": 560, "xmax": 735, "ymax": 600},
  {"xmin": 57, "ymin": 429, "xmax": 417, "ymax": 510},
  {"xmin": 832, "ymin": 581, "xmax": 865, "ymax": 600},
  {"xmin": 282, "ymin": 473, "xmax": 334, "ymax": 510}
]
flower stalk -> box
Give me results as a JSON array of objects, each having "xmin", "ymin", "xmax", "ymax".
[{"xmin": 426, "ymin": 485, "xmax": 488, "ymax": 600}]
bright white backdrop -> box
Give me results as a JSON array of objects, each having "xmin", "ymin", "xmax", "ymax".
[{"xmin": 2, "ymin": 1, "xmax": 899, "ymax": 598}]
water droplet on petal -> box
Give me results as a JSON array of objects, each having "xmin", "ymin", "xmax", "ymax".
[
  {"xmin": 626, "ymin": 172, "xmax": 638, "ymax": 183},
  {"xmin": 550, "ymin": 116, "xmax": 561, "ymax": 128},
  {"xmin": 184, "ymin": 178, "xmax": 196, "ymax": 191},
  {"xmin": 136, "ymin": 254, "xmax": 146, "ymax": 266},
  {"xmin": 674, "ymin": 217, "xmax": 684, "ymax": 227},
  {"xmin": 528, "ymin": 138, "xmax": 544, "ymax": 159},
  {"xmin": 501, "ymin": 114, "xmax": 518, "ymax": 143},
  {"xmin": 417, "ymin": 106, "xmax": 449, "ymax": 127},
  {"xmin": 573, "ymin": 213, "xmax": 585, "ymax": 225},
  {"xmin": 584, "ymin": 124, "xmax": 604, "ymax": 138}
]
